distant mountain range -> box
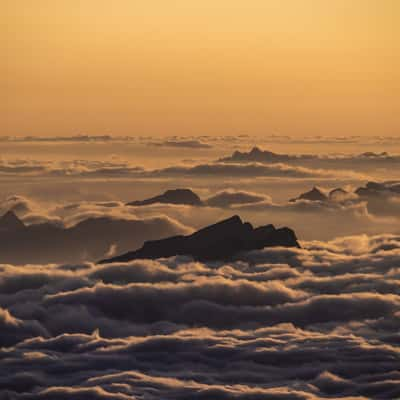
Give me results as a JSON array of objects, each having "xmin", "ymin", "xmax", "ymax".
[
  {"xmin": 219, "ymin": 147, "xmax": 396, "ymax": 164},
  {"xmin": 101, "ymin": 215, "xmax": 300, "ymax": 263},
  {"xmin": 219, "ymin": 147, "xmax": 309, "ymax": 163},
  {"xmin": 290, "ymin": 181, "xmax": 400, "ymax": 204},
  {"xmin": 0, "ymin": 212, "xmax": 186, "ymax": 264},
  {"xmin": 2, "ymin": 180, "xmax": 398, "ymax": 265},
  {"xmin": 126, "ymin": 188, "xmax": 265, "ymax": 208},
  {"xmin": 355, "ymin": 181, "xmax": 400, "ymax": 197},
  {"xmin": 127, "ymin": 181, "xmax": 400, "ymax": 209}
]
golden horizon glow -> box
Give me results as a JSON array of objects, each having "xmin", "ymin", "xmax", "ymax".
[{"xmin": 2, "ymin": 0, "xmax": 399, "ymax": 137}]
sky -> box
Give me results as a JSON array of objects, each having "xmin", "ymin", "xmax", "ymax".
[{"xmin": 2, "ymin": 0, "xmax": 399, "ymax": 137}]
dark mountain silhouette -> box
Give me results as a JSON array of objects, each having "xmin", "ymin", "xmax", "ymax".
[
  {"xmin": 127, "ymin": 188, "xmax": 203, "ymax": 206},
  {"xmin": 0, "ymin": 212, "xmax": 186, "ymax": 264},
  {"xmin": 100, "ymin": 215, "xmax": 300, "ymax": 263},
  {"xmin": 219, "ymin": 147, "xmax": 296, "ymax": 163},
  {"xmin": 0, "ymin": 211, "xmax": 26, "ymax": 232},
  {"xmin": 290, "ymin": 183, "xmax": 400, "ymax": 205},
  {"xmin": 218, "ymin": 148, "xmax": 399, "ymax": 176},
  {"xmin": 353, "ymin": 181, "xmax": 400, "ymax": 217},
  {"xmin": 220, "ymin": 147, "xmax": 397, "ymax": 164},
  {"xmin": 290, "ymin": 187, "xmax": 328, "ymax": 202},
  {"xmin": 355, "ymin": 181, "xmax": 400, "ymax": 197}
]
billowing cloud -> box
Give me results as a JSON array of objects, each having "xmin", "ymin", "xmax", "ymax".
[
  {"xmin": 0, "ymin": 159, "xmax": 144, "ymax": 178},
  {"xmin": 0, "ymin": 234, "xmax": 399, "ymax": 398},
  {"xmin": 153, "ymin": 162, "xmax": 367, "ymax": 180},
  {"xmin": 205, "ymin": 189, "xmax": 270, "ymax": 207},
  {"xmin": 0, "ymin": 158, "xmax": 369, "ymax": 180}
]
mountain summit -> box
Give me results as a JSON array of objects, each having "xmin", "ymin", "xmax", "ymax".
[
  {"xmin": 127, "ymin": 188, "xmax": 203, "ymax": 206},
  {"xmin": 100, "ymin": 215, "xmax": 300, "ymax": 263},
  {"xmin": 0, "ymin": 211, "xmax": 25, "ymax": 231},
  {"xmin": 290, "ymin": 187, "xmax": 328, "ymax": 202},
  {"xmin": 219, "ymin": 147, "xmax": 292, "ymax": 163}
]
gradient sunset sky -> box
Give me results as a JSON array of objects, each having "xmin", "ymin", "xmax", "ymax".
[{"xmin": 2, "ymin": 0, "xmax": 399, "ymax": 137}]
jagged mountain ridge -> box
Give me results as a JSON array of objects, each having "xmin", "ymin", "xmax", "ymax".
[
  {"xmin": 219, "ymin": 147, "xmax": 397, "ymax": 164},
  {"xmin": 100, "ymin": 215, "xmax": 300, "ymax": 263}
]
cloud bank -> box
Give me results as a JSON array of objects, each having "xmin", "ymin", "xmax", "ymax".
[
  {"xmin": 0, "ymin": 159, "xmax": 368, "ymax": 180},
  {"xmin": 1, "ymin": 235, "xmax": 399, "ymax": 399}
]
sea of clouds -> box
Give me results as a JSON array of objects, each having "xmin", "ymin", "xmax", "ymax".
[
  {"xmin": 1, "ymin": 234, "xmax": 399, "ymax": 399},
  {"xmin": 1, "ymin": 138, "xmax": 400, "ymax": 398}
]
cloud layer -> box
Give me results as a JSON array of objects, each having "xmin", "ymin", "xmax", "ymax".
[
  {"xmin": 1, "ymin": 234, "xmax": 399, "ymax": 399},
  {"xmin": 0, "ymin": 158, "xmax": 369, "ymax": 181}
]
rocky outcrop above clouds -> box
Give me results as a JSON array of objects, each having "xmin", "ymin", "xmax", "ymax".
[
  {"xmin": 127, "ymin": 189, "xmax": 203, "ymax": 206},
  {"xmin": 219, "ymin": 146, "xmax": 306, "ymax": 163},
  {"xmin": 355, "ymin": 181, "xmax": 400, "ymax": 197},
  {"xmin": 101, "ymin": 215, "xmax": 300, "ymax": 263},
  {"xmin": 290, "ymin": 186, "xmax": 328, "ymax": 202}
]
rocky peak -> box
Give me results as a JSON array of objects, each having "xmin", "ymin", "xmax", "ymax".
[
  {"xmin": 100, "ymin": 215, "xmax": 300, "ymax": 263},
  {"xmin": 290, "ymin": 187, "xmax": 328, "ymax": 202},
  {"xmin": 0, "ymin": 211, "xmax": 25, "ymax": 231},
  {"xmin": 127, "ymin": 188, "xmax": 203, "ymax": 206}
]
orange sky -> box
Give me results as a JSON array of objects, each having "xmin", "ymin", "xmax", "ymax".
[{"xmin": 2, "ymin": 0, "xmax": 399, "ymax": 137}]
